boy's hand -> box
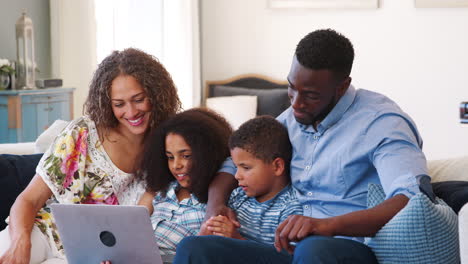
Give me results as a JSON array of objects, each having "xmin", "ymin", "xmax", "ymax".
[
  {"xmin": 204, "ymin": 205, "xmax": 240, "ymax": 228},
  {"xmin": 205, "ymin": 215, "xmax": 244, "ymax": 239},
  {"xmin": 198, "ymin": 221, "xmax": 214, "ymax": 236}
]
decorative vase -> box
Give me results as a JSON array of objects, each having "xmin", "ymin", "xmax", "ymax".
[{"xmin": 0, "ymin": 73, "xmax": 10, "ymax": 90}]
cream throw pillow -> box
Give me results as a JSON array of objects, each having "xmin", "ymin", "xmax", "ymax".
[
  {"xmin": 35, "ymin": 119, "xmax": 70, "ymax": 153},
  {"xmin": 427, "ymin": 156, "xmax": 468, "ymax": 182},
  {"xmin": 206, "ymin": 95, "xmax": 257, "ymax": 129}
]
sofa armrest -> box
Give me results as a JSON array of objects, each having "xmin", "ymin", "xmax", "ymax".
[
  {"xmin": 0, "ymin": 119, "xmax": 69, "ymax": 156},
  {"xmin": 0, "ymin": 142, "xmax": 36, "ymax": 155},
  {"xmin": 460, "ymin": 203, "xmax": 468, "ymax": 264}
]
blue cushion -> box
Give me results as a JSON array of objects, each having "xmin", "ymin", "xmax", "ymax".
[{"xmin": 365, "ymin": 184, "xmax": 459, "ymax": 264}]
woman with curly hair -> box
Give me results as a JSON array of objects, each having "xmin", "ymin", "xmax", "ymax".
[
  {"xmin": 0, "ymin": 48, "xmax": 181, "ymax": 264},
  {"xmin": 135, "ymin": 107, "xmax": 232, "ymax": 257}
]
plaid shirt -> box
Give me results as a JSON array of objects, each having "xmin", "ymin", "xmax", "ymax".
[{"xmin": 151, "ymin": 181, "xmax": 206, "ymax": 255}]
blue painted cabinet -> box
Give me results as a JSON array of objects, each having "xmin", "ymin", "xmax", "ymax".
[{"xmin": 0, "ymin": 88, "xmax": 75, "ymax": 143}]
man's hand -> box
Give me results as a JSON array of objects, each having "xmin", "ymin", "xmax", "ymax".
[
  {"xmin": 204, "ymin": 215, "xmax": 244, "ymax": 239},
  {"xmin": 274, "ymin": 215, "xmax": 336, "ymax": 254},
  {"xmin": 204, "ymin": 204, "xmax": 240, "ymax": 228}
]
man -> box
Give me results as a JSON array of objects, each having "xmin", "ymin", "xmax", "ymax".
[{"xmin": 174, "ymin": 29, "xmax": 429, "ymax": 263}]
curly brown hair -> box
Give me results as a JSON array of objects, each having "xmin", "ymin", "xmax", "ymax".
[
  {"xmin": 137, "ymin": 107, "xmax": 232, "ymax": 203},
  {"xmin": 84, "ymin": 48, "xmax": 181, "ymax": 138}
]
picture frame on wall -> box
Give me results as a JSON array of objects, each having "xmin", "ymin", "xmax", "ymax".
[
  {"xmin": 268, "ymin": 0, "xmax": 379, "ymax": 9},
  {"xmin": 415, "ymin": 0, "xmax": 468, "ymax": 8}
]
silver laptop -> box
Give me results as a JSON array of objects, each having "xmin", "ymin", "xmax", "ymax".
[{"xmin": 51, "ymin": 203, "xmax": 168, "ymax": 264}]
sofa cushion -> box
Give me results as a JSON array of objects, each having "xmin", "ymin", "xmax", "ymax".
[
  {"xmin": 432, "ymin": 181, "xmax": 468, "ymax": 214},
  {"xmin": 211, "ymin": 85, "xmax": 290, "ymax": 117},
  {"xmin": 0, "ymin": 154, "xmax": 43, "ymax": 231},
  {"xmin": 365, "ymin": 183, "xmax": 459, "ymax": 264},
  {"xmin": 206, "ymin": 95, "xmax": 257, "ymax": 129}
]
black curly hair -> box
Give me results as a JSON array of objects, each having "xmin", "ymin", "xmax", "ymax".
[
  {"xmin": 84, "ymin": 48, "xmax": 181, "ymax": 140},
  {"xmin": 137, "ymin": 107, "xmax": 232, "ymax": 203},
  {"xmin": 229, "ymin": 116, "xmax": 292, "ymax": 173},
  {"xmin": 296, "ymin": 29, "xmax": 354, "ymax": 81}
]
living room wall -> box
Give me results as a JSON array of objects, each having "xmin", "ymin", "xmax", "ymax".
[
  {"xmin": 200, "ymin": 0, "xmax": 468, "ymax": 160},
  {"xmin": 0, "ymin": 0, "xmax": 51, "ymax": 79}
]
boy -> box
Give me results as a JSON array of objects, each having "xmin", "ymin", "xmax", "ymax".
[{"xmin": 199, "ymin": 115, "xmax": 302, "ymax": 245}]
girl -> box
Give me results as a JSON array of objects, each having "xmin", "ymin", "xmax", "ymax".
[{"xmin": 137, "ymin": 107, "xmax": 232, "ymax": 256}]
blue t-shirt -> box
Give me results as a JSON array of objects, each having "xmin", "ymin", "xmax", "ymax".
[{"xmin": 228, "ymin": 184, "xmax": 303, "ymax": 245}]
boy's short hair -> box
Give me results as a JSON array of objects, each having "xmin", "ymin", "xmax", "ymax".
[{"xmin": 229, "ymin": 116, "xmax": 292, "ymax": 169}]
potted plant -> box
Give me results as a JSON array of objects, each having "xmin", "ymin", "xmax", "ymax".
[{"xmin": 0, "ymin": 59, "xmax": 16, "ymax": 90}]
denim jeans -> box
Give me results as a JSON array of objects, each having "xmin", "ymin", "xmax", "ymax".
[{"xmin": 174, "ymin": 235, "xmax": 378, "ymax": 264}]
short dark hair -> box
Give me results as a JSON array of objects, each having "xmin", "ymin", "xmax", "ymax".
[
  {"xmin": 296, "ymin": 29, "xmax": 354, "ymax": 80},
  {"xmin": 229, "ymin": 116, "xmax": 292, "ymax": 173},
  {"xmin": 137, "ymin": 108, "xmax": 232, "ymax": 203},
  {"xmin": 84, "ymin": 48, "xmax": 181, "ymax": 139}
]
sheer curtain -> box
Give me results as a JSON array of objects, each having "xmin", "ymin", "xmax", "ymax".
[
  {"xmin": 94, "ymin": 0, "xmax": 201, "ymax": 109},
  {"xmin": 50, "ymin": 0, "xmax": 201, "ymax": 112},
  {"xmin": 161, "ymin": 0, "xmax": 201, "ymax": 109},
  {"xmin": 49, "ymin": 0, "xmax": 97, "ymax": 118}
]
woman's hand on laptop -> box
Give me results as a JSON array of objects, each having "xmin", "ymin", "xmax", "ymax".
[{"xmin": 0, "ymin": 236, "xmax": 32, "ymax": 264}]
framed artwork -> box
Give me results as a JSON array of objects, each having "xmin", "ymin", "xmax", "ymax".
[
  {"xmin": 415, "ymin": 0, "xmax": 468, "ymax": 7},
  {"xmin": 268, "ymin": 0, "xmax": 379, "ymax": 9}
]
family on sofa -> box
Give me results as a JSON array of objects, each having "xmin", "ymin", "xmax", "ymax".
[{"xmin": 0, "ymin": 29, "xmax": 463, "ymax": 264}]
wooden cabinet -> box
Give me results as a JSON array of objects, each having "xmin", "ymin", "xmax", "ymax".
[{"xmin": 0, "ymin": 88, "xmax": 75, "ymax": 143}]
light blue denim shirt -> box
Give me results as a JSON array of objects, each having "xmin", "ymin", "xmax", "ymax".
[{"xmin": 220, "ymin": 85, "xmax": 428, "ymax": 241}]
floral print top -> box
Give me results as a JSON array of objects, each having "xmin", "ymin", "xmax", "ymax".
[{"xmin": 35, "ymin": 116, "xmax": 145, "ymax": 256}]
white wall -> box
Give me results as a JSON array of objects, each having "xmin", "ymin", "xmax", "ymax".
[
  {"xmin": 0, "ymin": 0, "xmax": 52, "ymax": 79},
  {"xmin": 201, "ymin": 0, "xmax": 468, "ymax": 160}
]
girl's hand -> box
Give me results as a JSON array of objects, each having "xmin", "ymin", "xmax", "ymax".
[
  {"xmin": 138, "ymin": 191, "xmax": 155, "ymax": 215},
  {"xmin": 100, "ymin": 261, "xmax": 111, "ymax": 264},
  {"xmin": 205, "ymin": 215, "xmax": 244, "ymax": 239}
]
